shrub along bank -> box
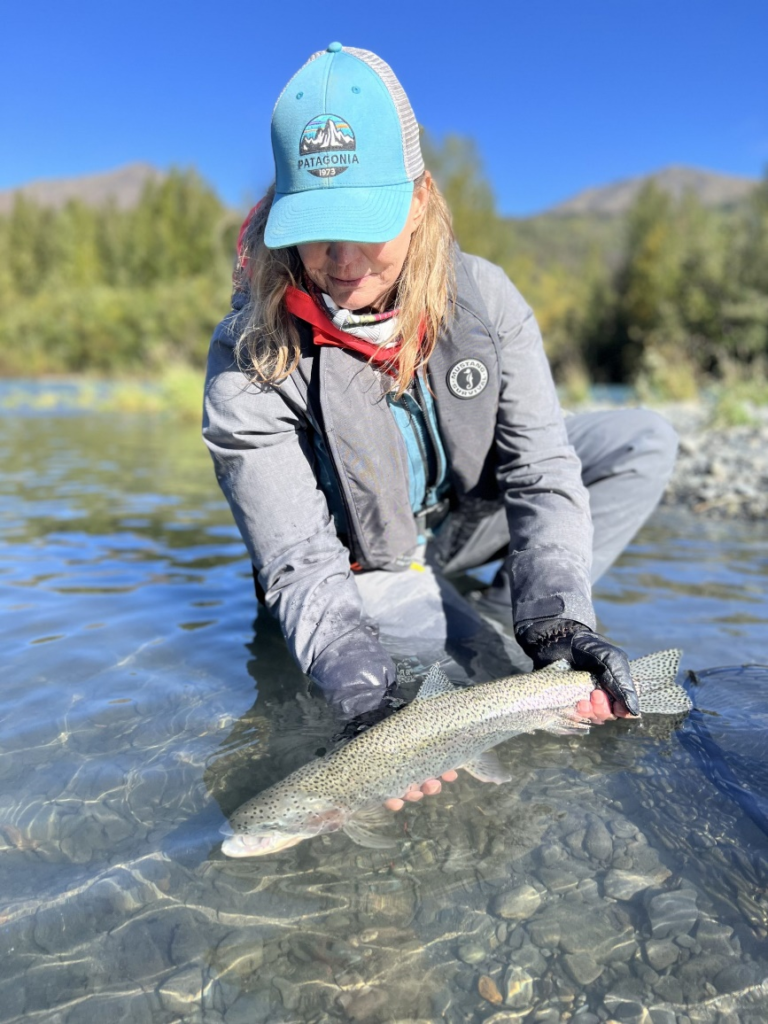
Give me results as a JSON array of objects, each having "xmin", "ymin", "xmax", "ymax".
[{"xmin": 1, "ymin": 149, "xmax": 767, "ymax": 403}]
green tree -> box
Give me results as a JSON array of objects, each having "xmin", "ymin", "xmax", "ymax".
[
  {"xmin": 5, "ymin": 195, "xmax": 52, "ymax": 296},
  {"xmin": 720, "ymin": 171, "xmax": 768, "ymax": 368},
  {"xmin": 49, "ymin": 200, "xmax": 103, "ymax": 289},
  {"xmin": 422, "ymin": 133, "xmax": 512, "ymax": 266},
  {"xmin": 123, "ymin": 169, "xmax": 228, "ymax": 285}
]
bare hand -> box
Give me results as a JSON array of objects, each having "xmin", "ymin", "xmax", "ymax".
[
  {"xmin": 383, "ymin": 770, "xmax": 459, "ymax": 812},
  {"xmin": 576, "ymin": 688, "xmax": 638, "ymax": 723}
]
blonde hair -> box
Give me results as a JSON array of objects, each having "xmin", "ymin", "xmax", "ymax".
[{"xmin": 234, "ymin": 174, "xmax": 455, "ymax": 397}]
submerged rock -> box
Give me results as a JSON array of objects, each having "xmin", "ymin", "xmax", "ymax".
[
  {"xmin": 713, "ymin": 959, "xmax": 765, "ymax": 993},
  {"xmin": 604, "ymin": 867, "xmax": 670, "ymax": 901},
  {"xmin": 647, "ymin": 889, "xmax": 698, "ymax": 939},
  {"xmin": 491, "ymin": 884, "xmax": 542, "ymax": 921},
  {"xmin": 584, "ymin": 818, "xmax": 613, "ymax": 862},
  {"xmin": 157, "ymin": 967, "xmax": 206, "ymax": 1015},
  {"xmin": 502, "ymin": 965, "xmax": 534, "ymax": 1011},
  {"xmin": 457, "ymin": 940, "xmax": 486, "ymax": 965},
  {"xmin": 562, "ymin": 952, "xmax": 603, "ymax": 986},
  {"xmin": 478, "ymin": 974, "xmax": 503, "ymax": 1005},
  {"xmin": 643, "ymin": 939, "xmax": 679, "ymax": 971}
]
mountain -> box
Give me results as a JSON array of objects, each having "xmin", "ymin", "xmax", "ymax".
[
  {"xmin": 0, "ymin": 162, "xmax": 164, "ymax": 215},
  {"xmin": 543, "ymin": 165, "xmax": 758, "ymax": 217},
  {"xmin": 301, "ymin": 118, "xmax": 354, "ymax": 153}
]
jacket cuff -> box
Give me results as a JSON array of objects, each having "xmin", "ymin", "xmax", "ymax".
[
  {"xmin": 309, "ymin": 629, "xmax": 397, "ymax": 718},
  {"xmin": 506, "ymin": 548, "xmax": 596, "ymax": 631}
]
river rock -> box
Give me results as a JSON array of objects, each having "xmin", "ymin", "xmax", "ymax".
[
  {"xmin": 609, "ymin": 819, "xmax": 638, "ymax": 840},
  {"xmin": 643, "ymin": 939, "xmax": 679, "ymax": 971},
  {"xmin": 527, "ymin": 916, "xmax": 560, "ymax": 948},
  {"xmin": 584, "ymin": 819, "xmax": 613, "ymax": 861},
  {"xmin": 604, "ymin": 1000, "xmax": 652, "ymax": 1024},
  {"xmin": 506, "ymin": 925, "xmax": 525, "ymax": 951},
  {"xmin": 491, "ymin": 884, "xmax": 542, "ymax": 921},
  {"xmin": 507, "ymin": 942, "xmax": 548, "ymax": 976},
  {"xmin": 678, "ymin": 953, "xmax": 735, "ymax": 1002},
  {"xmin": 502, "ymin": 965, "xmax": 534, "ymax": 1011},
  {"xmin": 564, "ymin": 828, "xmax": 587, "ymax": 856},
  {"xmin": 647, "ymin": 1010, "xmax": 676, "ymax": 1024},
  {"xmin": 457, "ymin": 940, "xmax": 486, "ymax": 965},
  {"xmin": 652, "ymin": 974, "xmax": 684, "ymax": 1003},
  {"xmin": 272, "ymin": 976, "xmax": 301, "ymax": 1011},
  {"xmin": 536, "ymin": 841, "xmax": 566, "ymax": 867},
  {"xmin": 157, "ymin": 967, "xmax": 205, "ymax": 1015},
  {"xmin": 536, "ymin": 867, "xmax": 581, "ymax": 894},
  {"xmin": 543, "ymin": 904, "xmax": 636, "ymax": 964},
  {"xmin": 713, "ymin": 959, "xmax": 765, "ymax": 993},
  {"xmin": 337, "ymin": 986, "xmax": 390, "ymax": 1021},
  {"xmin": 693, "ymin": 918, "xmax": 736, "ymax": 957},
  {"xmin": 482, "ymin": 1014, "xmax": 532, "ymax": 1024},
  {"xmin": 647, "ymin": 889, "xmax": 698, "ymax": 939},
  {"xmin": 629, "ymin": 847, "xmax": 669, "ymax": 878},
  {"xmin": 529, "ymin": 1007, "xmax": 560, "ymax": 1023},
  {"xmin": 562, "ymin": 953, "xmax": 604, "ymax": 986},
  {"xmin": 604, "ymin": 867, "xmax": 670, "ymax": 901},
  {"xmin": 478, "ymin": 974, "xmax": 503, "ymax": 1005}
]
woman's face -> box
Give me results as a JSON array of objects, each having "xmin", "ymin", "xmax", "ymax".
[{"xmin": 297, "ymin": 178, "xmax": 430, "ymax": 312}]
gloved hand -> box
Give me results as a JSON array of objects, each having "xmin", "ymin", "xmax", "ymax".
[
  {"xmin": 310, "ymin": 628, "xmax": 397, "ymax": 719},
  {"xmin": 515, "ymin": 617, "xmax": 640, "ymax": 716}
]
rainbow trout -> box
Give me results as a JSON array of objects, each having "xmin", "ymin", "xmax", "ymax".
[{"xmin": 221, "ymin": 650, "xmax": 690, "ymax": 857}]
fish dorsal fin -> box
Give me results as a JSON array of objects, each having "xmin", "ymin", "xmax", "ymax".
[
  {"xmin": 415, "ymin": 663, "xmax": 458, "ymax": 700},
  {"xmin": 461, "ymin": 750, "xmax": 512, "ymax": 784},
  {"xmin": 545, "ymin": 659, "xmax": 572, "ymax": 673},
  {"xmin": 343, "ymin": 806, "xmax": 397, "ymax": 849}
]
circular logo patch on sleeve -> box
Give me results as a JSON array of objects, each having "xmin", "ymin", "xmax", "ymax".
[{"xmin": 447, "ymin": 359, "xmax": 489, "ymax": 399}]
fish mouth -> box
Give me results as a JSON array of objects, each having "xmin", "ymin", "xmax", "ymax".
[{"xmin": 221, "ymin": 832, "xmax": 311, "ymax": 858}]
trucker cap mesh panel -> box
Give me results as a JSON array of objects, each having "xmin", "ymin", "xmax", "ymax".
[{"xmin": 345, "ymin": 47, "xmax": 425, "ymax": 181}]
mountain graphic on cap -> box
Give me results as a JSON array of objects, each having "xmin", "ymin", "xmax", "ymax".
[{"xmin": 301, "ymin": 117, "xmax": 355, "ymax": 155}]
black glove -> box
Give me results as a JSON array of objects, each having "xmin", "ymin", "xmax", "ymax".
[
  {"xmin": 515, "ymin": 617, "xmax": 640, "ymax": 716},
  {"xmin": 310, "ymin": 628, "xmax": 397, "ymax": 719}
]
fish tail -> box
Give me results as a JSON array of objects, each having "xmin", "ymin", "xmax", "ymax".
[{"xmin": 629, "ymin": 649, "xmax": 692, "ymax": 714}]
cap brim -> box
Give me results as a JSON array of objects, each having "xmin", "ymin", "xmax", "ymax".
[{"xmin": 264, "ymin": 183, "xmax": 414, "ymax": 248}]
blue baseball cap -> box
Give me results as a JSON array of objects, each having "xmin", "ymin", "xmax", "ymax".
[{"xmin": 265, "ymin": 43, "xmax": 425, "ymax": 249}]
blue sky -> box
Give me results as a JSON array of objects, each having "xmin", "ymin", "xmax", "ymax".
[{"xmin": 2, "ymin": 0, "xmax": 766, "ymax": 215}]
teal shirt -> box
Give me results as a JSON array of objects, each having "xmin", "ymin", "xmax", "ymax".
[
  {"xmin": 314, "ymin": 371, "xmax": 450, "ymax": 532},
  {"xmin": 386, "ymin": 373, "xmax": 449, "ymax": 513}
]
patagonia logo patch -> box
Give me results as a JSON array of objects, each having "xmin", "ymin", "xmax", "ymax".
[
  {"xmin": 447, "ymin": 359, "xmax": 489, "ymax": 399},
  {"xmin": 298, "ymin": 114, "xmax": 358, "ymax": 178}
]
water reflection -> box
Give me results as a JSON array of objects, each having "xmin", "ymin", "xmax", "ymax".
[{"xmin": 1, "ymin": 410, "xmax": 768, "ymax": 1022}]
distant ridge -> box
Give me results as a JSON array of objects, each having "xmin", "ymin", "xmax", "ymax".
[
  {"xmin": 0, "ymin": 163, "xmax": 164, "ymax": 215},
  {"xmin": 543, "ymin": 165, "xmax": 758, "ymax": 217}
]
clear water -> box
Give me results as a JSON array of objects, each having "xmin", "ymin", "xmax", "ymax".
[{"xmin": 1, "ymin": 404, "xmax": 768, "ymax": 1024}]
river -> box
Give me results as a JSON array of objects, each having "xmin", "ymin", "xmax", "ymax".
[{"xmin": 1, "ymin": 398, "xmax": 767, "ymax": 1024}]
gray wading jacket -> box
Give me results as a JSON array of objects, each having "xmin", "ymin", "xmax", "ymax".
[{"xmin": 203, "ymin": 252, "xmax": 595, "ymax": 714}]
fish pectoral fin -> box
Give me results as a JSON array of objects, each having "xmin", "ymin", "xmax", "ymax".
[
  {"xmin": 546, "ymin": 709, "xmax": 593, "ymax": 735},
  {"xmin": 343, "ymin": 807, "xmax": 397, "ymax": 849},
  {"xmin": 461, "ymin": 750, "xmax": 512, "ymax": 784}
]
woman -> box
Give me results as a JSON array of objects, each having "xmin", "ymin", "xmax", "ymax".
[{"xmin": 203, "ymin": 43, "xmax": 677, "ymax": 750}]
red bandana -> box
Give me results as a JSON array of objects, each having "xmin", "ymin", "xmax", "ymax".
[
  {"xmin": 284, "ymin": 285, "xmax": 403, "ymax": 366},
  {"xmin": 235, "ymin": 204, "xmax": 424, "ymax": 369}
]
